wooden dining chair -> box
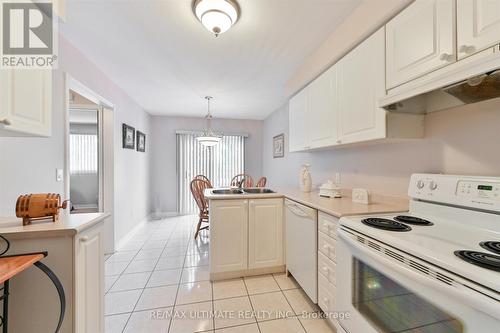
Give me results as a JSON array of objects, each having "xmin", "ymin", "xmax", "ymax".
[
  {"xmin": 256, "ymin": 177, "xmax": 267, "ymax": 188},
  {"xmin": 190, "ymin": 178, "xmax": 211, "ymax": 239},
  {"xmin": 230, "ymin": 174, "xmax": 254, "ymax": 188},
  {"xmin": 194, "ymin": 175, "xmax": 213, "ymax": 188}
]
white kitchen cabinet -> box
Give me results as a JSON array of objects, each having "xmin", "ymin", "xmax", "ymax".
[
  {"xmin": 0, "ymin": 69, "xmax": 52, "ymax": 136},
  {"xmin": 457, "ymin": 0, "xmax": 500, "ymax": 59},
  {"xmin": 308, "ymin": 66, "xmax": 338, "ymax": 148},
  {"xmin": 386, "ymin": 0, "xmax": 456, "ymax": 89},
  {"xmin": 210, "ymin": 199, "xmax": 249, "ymax": 273},
  {"xmin": 337, "ymin": 28, "xmax": 387, "ymax": 144},
  {"xmin": 74, "ymin": 223, "xmax": 105, "ymax": 333},
  {"xmin": 248, "ymin": 198, "xmax": 283, "ymax": 269},
  {"xmin": 288, "ymin": 88, "xmax": 309, "ymax": 152}
]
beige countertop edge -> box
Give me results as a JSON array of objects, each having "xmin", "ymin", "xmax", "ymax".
[
  {"xmin": 205, "ymin": 188, "xmax": 409, "ymax": 218},
  {"xmin": 0, "ymin": 212, "xmax": 109, "ymax": 237}
]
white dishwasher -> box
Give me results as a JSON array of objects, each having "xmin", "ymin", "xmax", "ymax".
[{"xmin": 285, "ymin": 199, "xmax": 318, "ymax": 303}]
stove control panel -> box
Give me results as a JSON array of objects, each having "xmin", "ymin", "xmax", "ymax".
[{"xmin": 409, "ymin": 174, "xmax": 500, "ymax": 212}]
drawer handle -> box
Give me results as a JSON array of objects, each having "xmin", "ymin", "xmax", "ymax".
[
  {"xmin": 322, "ymin": 267, "xmax": 329, "ymax": 275},
  {"xmin": 439, "ymin": 53, "xmax": 454, "ymax": 62},
  {"xmin": 80, "ymin": 236, "xmax": 89, "ymax": 242},
  {"xmin": 459, "ymin": 45, "xmax": 475, "ymax": 54},
  {"xmin": 0, "ymin": 118, "xmax": 11, "ymax": 126},
  {"xmin": 323, "ymin": 297, "xmax": 330, "ymax": 304}
]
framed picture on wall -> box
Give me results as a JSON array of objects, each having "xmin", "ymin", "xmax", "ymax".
[
  {"xmin": 273, "ymin": 133, "xmax": 284, "ymax": 158},
  {"xmin": 122, "ymin": 124, "xmax": 135, "ymax": 149},
  {"xmin": 137, "ymin": 131, "xmax": 146, "ymax": 152}
]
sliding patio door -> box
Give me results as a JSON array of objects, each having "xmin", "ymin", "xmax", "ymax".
[{"xmin": 177, "ymin": 133, "xmax": 245, "ymax": 214}]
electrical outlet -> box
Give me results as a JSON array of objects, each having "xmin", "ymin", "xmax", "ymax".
[
  {"xmin": 352, "ymin": 188, "xmax": 371, "ymax": 204},
  {"xmin": 56, "ymin": 168, "xmax": 63, "ymax": 182}
]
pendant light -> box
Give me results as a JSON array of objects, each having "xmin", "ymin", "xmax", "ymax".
[
  {"xmin": 193, "ymin": 0, "xmax": 240, "ymax": 37},
  {"xmin": 196, "ymin": 96, "xmax": 222, "ymax": 147}
]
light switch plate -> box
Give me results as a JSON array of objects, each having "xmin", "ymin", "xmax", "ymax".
[
  {"xmin": 352, "ymin": 188, "xmax": 371, "ymax": 204},
  {"xmin": 56, "ymin": 168, "xmax": 63, "ymax": 182}
]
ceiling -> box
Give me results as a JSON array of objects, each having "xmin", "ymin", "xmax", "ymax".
[{"xmin": 61, "ymin": 0, "xmax": 362, "ymax": 120}]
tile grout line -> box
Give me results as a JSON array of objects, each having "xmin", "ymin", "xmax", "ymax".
[
  {"xmin": 242, "ymin": 277, "xmax": 262, "ymax": 333},
  {"xmin": 118, "ymin": 219, "xmax": 172, "ymax": 332},
  {"xmin": 167, "ymin": 223, "xmax": 197, "ymax": 333}
]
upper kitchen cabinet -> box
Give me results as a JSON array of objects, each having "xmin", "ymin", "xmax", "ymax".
[
  {"xmin": 289, "ymin": 64, "xmax": 338, "ymax": 152},
  {"xmin": 337, "ymin": 28, "xmax": 386, "ymax": 144},
  {"xmin": 308, "ymin": 66, "xmax": 338, "ymax": 148},
  {"xmin": 289, "ymin": 87, "xmax": 309, "ymax": 152},
  {"xmin": 0, "ymin": 69, "xmax": 52, "ymax": 137},
  {"xmin": 457, "ymin": 0, "xmax": 500, "ymax": 59},
  {"xmin": 386, "ymin": 0, "xmax": 456, "ymax": 89}
]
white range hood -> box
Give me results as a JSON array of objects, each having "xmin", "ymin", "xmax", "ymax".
[{"xmin": 380, "ymin": 47, "xmax": 500, "ymax": 114}]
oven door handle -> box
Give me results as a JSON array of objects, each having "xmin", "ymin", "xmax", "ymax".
[{"xmin": 338, "ymin": 228, "xmax": 500, "ymax": 320}]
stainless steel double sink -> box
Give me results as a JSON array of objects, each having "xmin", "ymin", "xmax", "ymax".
[{"xmin": 211, "ymin": 188, "xmax": 275, "ymax": 195}]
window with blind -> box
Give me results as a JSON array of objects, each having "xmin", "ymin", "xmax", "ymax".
[
  {"xmin": 177, "ymin": 133, "xmax": 245, "ymax": 214},
  {"xmin": 69, "ymin": 134, "xmax": 98, "ymax": 174}
]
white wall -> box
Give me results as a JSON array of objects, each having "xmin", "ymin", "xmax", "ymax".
[
  {"xmin": 0, "ymin": 36, "xmax": 151, "ymax": 244},
  {"xmin": 263, "ymin": 99, "xmax": 500, "ymax": 196},
  {"xmin": 150, "ymin": 116, "xmax": 263, "ymax": 213}
]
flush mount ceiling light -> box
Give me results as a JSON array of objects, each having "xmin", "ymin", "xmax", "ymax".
[
  {"xmin": 193, "ymin": 0, "xmax": 240, "ymax": 37},
  {"xmin": 196, "ymin": 96, "xmax": 222, "ymax": 147}
]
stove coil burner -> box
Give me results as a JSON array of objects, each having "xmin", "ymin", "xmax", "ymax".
[
  {"xmin": 394, "ymin": 215, "xmax": 433, "ymax": 226},
  {"xmin": 454, "ymin": 250, "xmax": 500, "ymax": 272},
  {"xmin": 480, "ymin": 241, "xmax": 500, "ymax": 255},
  {"xmin": 361, "ymin": 218, "xmax": 412, "ymax": 232}
]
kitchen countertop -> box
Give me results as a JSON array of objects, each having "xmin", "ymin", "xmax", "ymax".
[
  {"xmin": 0, "ymin": 212, "xmax": 109, "ymax": 238},
  {"xmin": 205, "ymin": 187, "xmax": 409, "ymax": 218},
  {"xmin": 279, "ymin": 188, "xmax": 409, "ymax": 218}
]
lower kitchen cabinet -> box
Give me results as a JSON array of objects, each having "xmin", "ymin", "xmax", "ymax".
[
  {"xmin": 248, "ymin": 198, "xmax": 284, "ymax": 269},
  {"xmin": 210, "ymin": 199, "xmax": 249, "ymax": 273},
  {"xmin": 209, "ymin": 198, "xmax": 284, "ymax": 278},
  {"xmin": 317, "ymin": 212, "xmax": 339, "ymax": 327},
  {"xmin": 2, "ymin": 217, "xmax": 105, "ymax": 332},
  {"xmin": 74, "ymin": 222, "xmax": 105, "ymax": 333}
]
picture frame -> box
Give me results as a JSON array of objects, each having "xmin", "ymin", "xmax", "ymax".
[
  {"xmin": 136, "ymin": 131, "xmax": 146, "ymax": 152},
  {"xmin": 273, "ymin": 133, "xmax": 284, "ymax": 158},
  {"xmin": 122, "ymin": 123, "xmax": 135, "ymax": 149}
]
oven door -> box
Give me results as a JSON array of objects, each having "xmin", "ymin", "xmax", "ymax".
[{"xmin": 336, "ymin": 227, "xmax": 500, "ymax": 333}]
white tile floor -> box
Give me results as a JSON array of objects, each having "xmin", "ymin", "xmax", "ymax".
[{"xmin": 105, "ymin": 215, "xmax": 336, "ymax": 333}]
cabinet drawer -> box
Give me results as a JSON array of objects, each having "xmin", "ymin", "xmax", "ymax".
[
  {"xmin": 318, "ymin": 273, "xmax": 336, "ymax": 314},
  {"xmin": 318, "ymin": 231, "xmax": 336, "ymax": 262},
  {"xmin": 318, "ymin": 251, "xmax": 336, "ymax": 285},
  {"xmin": 318, "ymin": 212, "xmax": 338, "ymax": 239}
]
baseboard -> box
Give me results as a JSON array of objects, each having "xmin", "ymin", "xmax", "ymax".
[
  {"xmin": 151, "ymin": 211, "xmax": 179, "ymax": 219},
  {"xmin": 116, "ymin": 215, "xmax": 149, "ymax": 250}
]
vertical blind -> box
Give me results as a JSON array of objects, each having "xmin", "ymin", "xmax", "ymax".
[
  {"xmin": 69, "ymin": 134, "xmax": 98, "ymax": 174},
  {"xmin": 177, "ymin": 133, "xmax": 245, "ymax": 214}
]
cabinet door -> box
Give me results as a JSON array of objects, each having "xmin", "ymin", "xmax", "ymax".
[
  {"xmin": 0, "ymin": 69, "xmax": 52, "ymax": 136},
  {"xmin": 457, "ymin": 0, "xmax": 500, "ymax": 59},
  {"xmin": 248, "ymin": 198, "xmax": 283, "ymax": 269},
  {"xmin": 288, "ymin": 88, "xmax": 309, "ymax": 152},
  {"xmin": 210, "ymin": 199, "xmax": 248, "ymax": 273},
  {"xmin": 338, "ymin": 28, "xmax": 386, "ymax": 144},
  {"xmin": 308, "ymin": 65, "xmax": 339, "ymax": 148},
  {"xmin": 386, "ymin": 0, "xmax": 455, "ymax": 89},
  {"xmin": 74, "ymin": 224, "xmax": 104, "ymax": 333}
]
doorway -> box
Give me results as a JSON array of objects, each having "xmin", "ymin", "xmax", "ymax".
[{"xmin": 66, "ymin": 76, "xmax": 115, "ymax": 254}]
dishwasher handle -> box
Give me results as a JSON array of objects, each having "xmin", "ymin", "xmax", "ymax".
[{"xmin": 285, "ymin": 200, "xmax": 316, "ymax": 219}]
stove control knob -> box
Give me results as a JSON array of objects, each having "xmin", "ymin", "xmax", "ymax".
[
  {"xmin": 416, "ymin": 180, "xmax": 425, "ymax": 189},
  {"xmin": 429, "ymin": 181, "xmax": 438, "ymax": 190}
]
